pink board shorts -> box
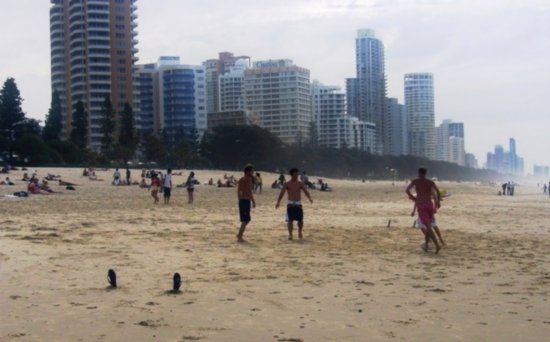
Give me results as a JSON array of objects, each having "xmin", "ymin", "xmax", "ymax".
[{"xmin": 417, "ymin": 202, "xmax": 434, "ymax": 226}]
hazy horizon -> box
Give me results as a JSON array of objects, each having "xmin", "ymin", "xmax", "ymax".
[{"xmin": 0, "ymin": 0, "xmax": 548, "ymax": 173}]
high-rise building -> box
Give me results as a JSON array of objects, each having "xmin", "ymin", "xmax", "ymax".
[
  {"xmin": 243, "ymin": 59, "xmax": 312, "ymax": 145},
  {"xmin": 345, "ymin": 78, "xmax": 359, "ymax": 119},
  {"xmin": 49, "ymin": 0, "xmax": 138, "ymax": 149},
  {"xmin": 384, "ymin": 98, "xmax": 407, "ymax": 156},
  {"xmin": 351, "ymin": 29, "xmax": 386, "ymax": 154},
  {"xmin": 448, "ymin": 122, "xmax": 464, "ymax": 139},
  {"xmin": 311, "ymin": 81, "xmax": 346, "ymax": 149},
  {"xmin": 405, "ymin": 73, "xmax": 435, "ymax": 160},
  {"xmin": 448, "ymin": 136, "xmax": 466, "ymax": 166},
  {"xmin": 435, "ymin": 120, "xmax": 451, "ymax": 162},
  {"xmin": 465, "ymin": 153, "xmax": 478, "ymax": 169},
  {"xmin": 336, "ymin": 116, "xmax": 376, "ymax": 152},
  {"xmin": 219, "ymin": 59, "xmax": 249, "ymax": 112},
  {"xmin": 134, "ymin": 57, "xmax": 207, "ymax": 146},
  {"xmin": 533, "ymin": 165, "xmax": 550, "ymax": 177},
  {"xmin": 485, "ymin": 139, "xmax": 524, "ymax": 175},
  {"xmin": 203, "ymin": 52, "xmax": 250, "ymax": 114},
  {"xmin": 134, "ymin": 63, "xmax": 158, "ymax": 133}
]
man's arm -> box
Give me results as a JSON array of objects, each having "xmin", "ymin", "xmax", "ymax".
[
  {"xmin": 405, "ymin": 181, "xmax": 417, "ymax": 202},
  {"xmin": 302, "ymin": 183, "xmax": 313, "ymax": 204},
  {"xmin": 431, "ymin": 182, "xmax": 442, "ymax": 208},
  {"xmin": 237, "ymin": 179, "xmax": 243, "ymax": 199},
  {"xmin": 275, "ymin": 183, "xmax": 287, "ymax": 209}
]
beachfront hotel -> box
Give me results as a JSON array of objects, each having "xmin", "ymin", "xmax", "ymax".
[
  {"xmin": 311, "ymin": 80, "xmax": 346, "ymax": 149},
  {"xmin": 134, "ymin": 57, "xmax": 207, "ymax": 145},
  {"xmin": 203, "ymin": 52, "xmax": 251, "ymax": 115},
  {"xmin": 49, "ymin": 0, "xmax": 138, "ymax": 149},
  {"xmin": 347, "ymin": 29, "xmax": 386, "ymax": 154},
  {"xmin": 405, "ymin": 73, "xmax": 436, "ymax": 160},
  {"xmin": 243, "ymin": 59, "xmax": 312, "ymax": 145}
]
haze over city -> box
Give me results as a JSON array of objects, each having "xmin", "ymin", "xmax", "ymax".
[{"xmin": 0, "ymin": 0, "xmax": 548, "ymax": 171}]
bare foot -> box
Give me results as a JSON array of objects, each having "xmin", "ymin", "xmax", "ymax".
[
  {"xmin": 435, "ymin": 245, "xmax": 441, "ymax": 254},
  {"xmin": 299, "ymin": 232, "xmax": 303, "ymax": 239},
  {"xmin": 288, "ymin": 236, "xmax": 293, "ymax": 241},
  {"xmin": 237, "ymin": 235, "xmax": 245, "ymax": 243}
]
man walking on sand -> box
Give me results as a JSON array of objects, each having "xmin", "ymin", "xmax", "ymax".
[
  {"xmin": 276, "ymin": 168, "xmax": 313, "ymax": 240},
  {"xmin": 236, "ymin": 165, "xmax": 256, "ymax": 242},
  {"xmin": 406, "ymin": 167, "xmax": 443, "ymax": 254}
]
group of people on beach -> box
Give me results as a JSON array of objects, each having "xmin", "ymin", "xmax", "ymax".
[
  {"xmin": 148, "ymin": 169, "xmax": 197, "ymax": 205},
  {"xmin": 500, "ymin": 181, "xmax": 516, "ymax": 196}
]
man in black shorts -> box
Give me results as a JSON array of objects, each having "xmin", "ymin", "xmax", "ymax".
[
  {"xmin": 236, "ymin": 165, "xmax": 256, "ymax": 242},
  {"xmin": 276, "ymin": 168, "xmax": 313, "ymax": 240}
]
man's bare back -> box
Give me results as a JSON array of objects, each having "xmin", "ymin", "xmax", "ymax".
[{"xmin": 409, "ymin": 178, "xmax": 438, "ymax": 204}]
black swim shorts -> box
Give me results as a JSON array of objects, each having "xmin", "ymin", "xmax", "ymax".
[
  {"xmin": 239, "ymin": 199, "xmax": 251, "ymax": 223},
  {"xmin": 163, "ymin": 187, "xmax": 171, "ymax": 198},
  {"xmin": 287, "ymin": 205, "xmax": 303, "ymax": 222}
]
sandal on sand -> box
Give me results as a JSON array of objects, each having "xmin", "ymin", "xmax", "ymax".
[
  {"xmin": 173, "ymin": 273, "xmax": 182, "ymax": 292},
  {"xmin": 108, "ymin": 269, "xmax": 117, "ymax": 288}
]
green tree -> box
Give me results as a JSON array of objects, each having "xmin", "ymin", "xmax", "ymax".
[
  {"xmin": 117, "ymin": 102, "xmax": 136, "ymax": 154},
  {"xmin": 43, "ymin": 90, "xmax": 63, "ymax": 142},
  {"xmin": 99, "ymin": 95, "xmax": 115, "ymax": 157},
  {"xmin": 13, "ymin": 134, "xmax": 62, "ymax": 165},
  {"xmin": 70, "ymin": 100, "xmax": 88, "ymax": 150},
  {"xmin": 141, "ymin": 131, "xmax": 166, "ymax": 163},
  {"xmin": 0, "ymin": 78, "xmax": 26, "ymax": 163}
]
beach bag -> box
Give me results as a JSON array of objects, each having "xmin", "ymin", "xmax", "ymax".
[{"xmin": 13, "ymin": 191, "xmax": 29, "ymax": 197}]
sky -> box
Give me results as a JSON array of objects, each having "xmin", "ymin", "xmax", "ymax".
[{"xmin": 0, "ymin": 0, "xmax": 549, "ymax": 172}]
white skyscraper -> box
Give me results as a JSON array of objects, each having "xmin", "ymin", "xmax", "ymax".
[
  {"xmin": 347, "ymin": 29, "xmax": 386, "ymax": 154},
  {"xmin": 336, "ymin": 116, "xmax": 376, "ymax": 152},
  {"xmin": 311, "ymin": 81, "xmax": 346, "ymax": 148},
  {"xmin": 219, "ymin": 59, "xmax": 249, "ymax": 112},
  {"xmin": 448, "ymin": 136, "xmax": 466, "ymax": 166},
  {"xmin": 244, "ymin": 59, "xmax": 312, "ymax": 145},
  {"xmin": 405, "ymin": 73, "xmax": 435, "ymax": 159}
]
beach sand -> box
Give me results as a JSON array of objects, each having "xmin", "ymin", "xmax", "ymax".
[{"xmin": 1, "ymin": 168, "xmax": 549, "ymax": 341}]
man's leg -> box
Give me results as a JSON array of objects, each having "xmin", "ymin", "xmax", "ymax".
[
  {"xmin": 298, "ymin": 221, "xmax": 304, "ymax": 239},
  {"xmin": 425, "ymin": 222, "xmax": 441, "ymax": 253},
  {"xmin": 237, "ymin": 222, "xmax": 247, "ymax": 242},
  {"xmin": 288, "ymin": 221, "xmax": 294, "ymax": 240},
  {"xmin": 434, "ymin": 227, "xmax": 445, "ymax": 245}
]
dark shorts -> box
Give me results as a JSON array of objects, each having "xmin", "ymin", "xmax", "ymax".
[
  {"xmin": 187, "ymin": 188, "xmax": 194, "ymax": 193},
  {"xmin": 163, "ymin": 187, "xmax": 171, "ymax": 198},
  {"xmin": 287, "ymin": 205, "xmax": 303, "ymax": 222},
  {"xmin": 239, "ymin": 199, "xmax": 251, "ymax": 223}
]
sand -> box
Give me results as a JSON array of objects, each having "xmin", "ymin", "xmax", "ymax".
[{"xmin": 0, "ymin": 167, "xmax": 549, "ymax": 341}]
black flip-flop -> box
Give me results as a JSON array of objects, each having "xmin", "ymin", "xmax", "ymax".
[
  {"xmin": 108, "ymin": 269, "xmax": 117, "ymax": 288},
  {"xmin": 173, "ymin": 273, "xmax": 181, "ymax": 292}
]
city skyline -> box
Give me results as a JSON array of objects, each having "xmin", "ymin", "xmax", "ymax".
[{"xmin": 0, "ymin": 0, "xmax": 548, "ymax": 171}]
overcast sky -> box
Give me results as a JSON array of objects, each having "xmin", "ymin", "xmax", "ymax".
[{"xmin": 0, "ymin": 0, "xmax": 549, "ymax": 172}]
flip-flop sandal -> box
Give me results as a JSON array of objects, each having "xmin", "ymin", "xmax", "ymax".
[
  {"xmin": 108, "ymin": 269, "xmax": 117, "ymax": 288},
  {"xmin": 173, "ymin": 273, "xmax": 182, "ymax": 292}
]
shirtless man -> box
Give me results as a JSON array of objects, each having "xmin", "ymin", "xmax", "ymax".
[
  {"xmin": 276, "ymin": 168, "xmax": 313, "ymax": 240},
  {"xmin": 236, "ymin": 165, "xmax": 256, "ymax": 242},
  {"xmin": 406, "ymin": 168, "xmax": 442, "ymax": 254}
]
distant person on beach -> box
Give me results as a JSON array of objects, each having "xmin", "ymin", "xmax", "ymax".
[
  {"xmin": 276, "ymin": 168, "xmax": 313, "ymax": 240},
  {"xmin": 113, "ymin": 168, "xmax": 121, "ymax": 185},
  {"xmin": 502, "ymin": 183, "xmax": 507, "ymax": 196},
  {"xmin": 126, "ymin": 168, "xmax": 131, "ymax": 185},
  {"xmin": 186, "ymin": 171, "xmax": 196, "ymax": 204},
  {"xmin": 150, "ymin": 173, "xmax": 161, "ymax": 204},
  {"xmin": 236, "ymin": 165, "xmax": 256, "ymax": 242},
  {"xmin": 163, "ymin": 169, "xmax": 173, "ymax": 204},
  {"xmin": 254, "ymin": 172, "xmax": 263, "ymax": 193},
  {"xmin": 406, "ymin": 167, "xmax": 442, "ymax": 254},
  {"xmin": 543, "ymin": 183, "xmax": 547, "ymax": 194}
]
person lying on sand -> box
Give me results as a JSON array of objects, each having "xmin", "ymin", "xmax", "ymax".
[
  {"xmin": 0, "ymin": 177, "xmax": 14, "ymax": 186},
  {"xmin": 59, "ymin": 180, "xmax": 77, "ymax": 186},
  {"xmin": 28, "ymin": 180, "xmax": 47, "ymax": 194},
  {"xmin": 39, "ymin": 180, "xmax": 56, "ymax": 193}
]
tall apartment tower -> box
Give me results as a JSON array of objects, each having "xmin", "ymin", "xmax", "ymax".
[
  {"xmin": 384, "ymin": 97, "xmax": 407, "ymax": 156},
  {"xmin": 244, "ymin": 59, "xmax": 312, "ymax": 145},
  {"xmin": 133, "ymin": 57, "xmax": 207, "ymax": 146},
  {"xmin": 203, "ymin": 52, "xmax": 251, "ymax": 114},
  {"xmin": 219, "ymin": 59, "xmax": 249, "ymax": 112},
  {"xmin": 49, "ymin": 0, "xmax": 138, "ymax": 149},
  {"xmin": 349, "ymin": 29, "xmax": 386, "ymax": 154},
  {"xmin": 405, "ymin": 73, "xmax": 435, "ymax": 160},
  {"xmin": 311, "ymin": 81, "xmax": 346, "ymax": 149}
]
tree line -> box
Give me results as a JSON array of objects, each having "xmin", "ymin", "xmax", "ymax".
[{"xmin": 0, "ymin": 77, "xmax": 498, "ymax": 181}]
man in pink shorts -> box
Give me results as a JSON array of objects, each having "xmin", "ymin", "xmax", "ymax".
[{"xmin": 406, "ymin": 168, "xmax": 442, "ymax": 254}]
